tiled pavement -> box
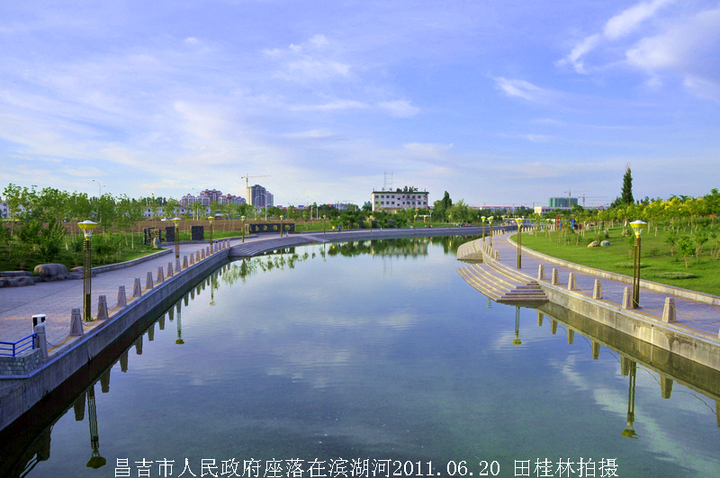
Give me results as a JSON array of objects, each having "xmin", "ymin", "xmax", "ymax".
[{"xmin": 483, "ymin": 232, "xmax": 720, "ymax": 340}]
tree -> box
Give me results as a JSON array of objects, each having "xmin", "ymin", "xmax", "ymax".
[{"xmin": 621, "ymin": 166, "xmax": 634, "ymax": 205}]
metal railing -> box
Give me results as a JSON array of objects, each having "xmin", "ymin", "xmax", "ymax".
[{"xmin": 0, "ymin": 333, "xmax": 37, "ymax": 357}]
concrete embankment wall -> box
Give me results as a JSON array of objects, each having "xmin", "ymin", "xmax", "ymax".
[
  {"xmin": 473, "ymin": 238, "xmax": 720, "ymax": 372},
  {"xmin": 0, "ymin": 251, "xmax": 229, "ymax": 432}
]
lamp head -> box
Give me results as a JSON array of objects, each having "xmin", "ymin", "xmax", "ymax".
[
  {"xmin": 78, "ymin": 220, "xmax": 98, "ymax": 240},
  {"xmin": 630, "ymin": 220, "xmax": 647, "ymax": 237},
  {"xmin": 514, "ymin": 217, "xmax": 524, "ymax": 226},
  {"xmin": 207, "ymin": 216, "xmax": 214, "ymax": 223},
  {"xmin": 241, "ymin": 215, "xmax": 246, "ymax": 221},
  {"xmin": 172, "ymin": 217, "xmax": 182, "ymax": 226}
]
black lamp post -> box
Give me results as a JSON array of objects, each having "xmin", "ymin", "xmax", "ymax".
[{"xmin": 78, "ymin": 220, "xmax": 98, "ymax": 321}]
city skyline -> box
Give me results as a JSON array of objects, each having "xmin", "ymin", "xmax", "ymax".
[{"xmin": 1, "ymin": 1, "xmax": 719, "ymax": 208}]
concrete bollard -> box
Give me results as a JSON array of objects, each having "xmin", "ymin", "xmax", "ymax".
[
  {"xmin": 567, "ymin": 272, "xmax": 576, "ymax": 291},
  {"xmin": 158, "ymin": 266, "xmax": 164, "ymax": 283},
  {"xmin": 34, "ymin": 323, "xmax": 48, "ymax": 361},
  {"xmin": 196, "ymin": 251, "xmax": 200, "ymax": 262},
  {"xmin": 567, "ymin": 328, "xmax": 575, "ymax": 344},
  {"xmin": 146, "ymin": 271, "xmax": 154, "ymax": 290},
  {"xmin": 183, "ymin": 256, "xmax": 188, "ymax": 269},
  {"xmin": 189, "ymin": 255, "xmax": 194, "ymax": 266},
  {"xmin": 591, "ymin": 341, "xmax": 600, "ymax": 360},
  {"xmin": 537, "ymin": 311, "xmax": 544, "ymax": 327},
  {"xmin": 592, "ymin": 280, "xmax": 603, "ymax": 300},
  {"xmin": 550, "ymin": 319, "xmax": 558, "ymax": 335},
  {"xmin": 101, "ymin": 369, "xmax": 110, "ymax": 393},
  {"xmin": 207, "ymin": 246, "xmax": 210, "ymax": 256},
  {"xmin": 538, "ymin": 264, "xmax": 545, "ymax": 281},
  {"xmin": 168, "ymin": 262, "xmax": 173, "ymax": 276},
  {"xmin": 97, "ymin": 295, "xmax": 109, "ymax": 321},
  {"xmin": 117, "ymin": 286, "xmax": 127, "ymax": 308},
  {"xmin": 148, "ymin": 323, "xmax": 155, "ymax": 341},
  {"xmin": 133, "ymin": 278, "xmax": 142, "ymax": 298},
  {"xmin": 662, "ymin": 297, "xmax": 676, "ymax": 323},
  {"xmin": 175, "ymin": 258, "xmax": 181, "ymax": 274},
  {"xmin": 135, "ymin": 335, "xmax": 143, "ymax": 355},
  {"xmin": 622, "ymin": 287, "xmax": 632, "ymax": 309},
  {"xmin": 201, "ymin": 249, "xmax": 205, "ymax": 259},
  {"xmin": 551, "ymin": 268, "xmax": 559, "ymax": 286},
  {"xmin": 70, "ymin": 307, "xmax": 84, "ymax": 336}
]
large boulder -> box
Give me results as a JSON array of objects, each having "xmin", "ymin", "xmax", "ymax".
[
  {"xmin": 600, "ymin": 240, "xmax": 611, "ymax": 246},
  {"xmin": 34, "ymin": 263, "xmax": 69, "ymax": 282},
  {"xmin": 587, "ymin": 241, "xmax": 599, "ymax": 248}
]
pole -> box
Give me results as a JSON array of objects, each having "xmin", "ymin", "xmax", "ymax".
[
  {"xmin": 516, "ymin": 223, "xmax": 522, "ymax": 269},
  {"xmin": 633, "ymin": 236, "xmax": 641, "ymax": 308},
  {"xmin": 175, "ymin": 224, "xmax": 180, "ymax": 259},
  {"xmin": 83, "ymin": 238, "xmax": 92, "ymax": 321}
]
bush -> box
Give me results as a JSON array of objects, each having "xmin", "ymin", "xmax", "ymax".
[{"xmin": 650, "ymin": 272, "xmax": 698, "ymax": 279}]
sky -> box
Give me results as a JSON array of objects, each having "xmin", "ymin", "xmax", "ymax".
[{"xmin": 1, "ymin": 0, "xmax": 719, "ymax": 209}]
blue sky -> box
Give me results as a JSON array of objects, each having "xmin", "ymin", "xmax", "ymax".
[{"xmin": 1, "ymin": 0, "xmax": 719, "ymax": 208}]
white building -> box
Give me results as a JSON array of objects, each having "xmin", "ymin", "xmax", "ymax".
[
  {"xmin": 0, "ymin": 200, "xmax": 8, "ymax": 219},
  {"xmin": 371, "ymin": 190, "xmax": 429, "ymax": 212}
]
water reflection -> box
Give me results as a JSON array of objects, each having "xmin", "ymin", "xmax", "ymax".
[{"xmin": 1, "ymin": 237, "xmax": 719, "ymax": 477}]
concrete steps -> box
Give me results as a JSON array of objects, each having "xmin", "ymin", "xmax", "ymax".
[{"xmin": 457, "ymin": 239, "xmax": 547, "ymax": 305}]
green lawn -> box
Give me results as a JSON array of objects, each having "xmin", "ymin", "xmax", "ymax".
[{"xmin": 517, "ymin": 226, "xmax": 720, "ymax": 297}]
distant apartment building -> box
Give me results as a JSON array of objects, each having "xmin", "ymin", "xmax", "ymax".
[
  {"xmin": 0, "ymin": 200, "xmax": 8, "ymax": 219},
  {"xmin": 247, "ymin": 184, "xmax": 274, "ymax": 208},
  {"xmin": 371, "ymin": 189, "xmax": 429, "ymax": 212},
  {"xmin": 548, "ymin": 197, "xmax": 578, "ymax": 208}
]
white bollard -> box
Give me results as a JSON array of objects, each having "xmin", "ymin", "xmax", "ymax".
[
  {"xmin": 70, "ymin": 307, "xmax": 84, "ymax": 336},
  {"xmin": 97, "ymin": 295, "xmax": 109, "ymax": 320}
]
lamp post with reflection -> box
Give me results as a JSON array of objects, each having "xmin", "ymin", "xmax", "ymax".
[
  {"xmin": 241, "ymin": 215, "xmax": 246, "ymax": 243},
  {"xmin": 207, "ymin": 216, "xmax": 214, "ymax": 251},
  {"xmin": 513, "ymin": 306, "xmax": 522, "ymax": 345},
  {"xmin": 481, "ymin": 216, "xmax": 486, "ymax": 242},
  {"xmin": 172, "ymin": 217, "xmax": 182, "ymax": 259},
  {"xmin": 78, "ymin": 220, "xmax": 98, "ymax": 321},
  {"xmin": 279, "ymin": 215, "xmax": 284, "ymax": 237},
  {"xmin": 323, "ymin": 215, "xmax": 327, "ymax": 234},
  {"xmin": 85, "ymin": 383, "xmax": 106, "ymax": 469},
  {"xmin": 630, "ymin": 220, "xmax": 647, "ymax": 308},
  {"xmin": 514, "ymin": 217, "xmax": 524, "ymax": 269},
  {"xmin": 622, "ymin": 359, "xmax": 638, "ymax": 439}
]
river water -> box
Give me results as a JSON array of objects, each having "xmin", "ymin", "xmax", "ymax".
[{"xmin": 3, "ymin": 237, "xmax": 720, "ymax": 477}]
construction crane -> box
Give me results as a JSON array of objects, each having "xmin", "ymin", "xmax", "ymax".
[
  {"xmin": 580, "ymin": 195, "xmax": 609, "ymax": 208},
  {"xmin": 241, "ymin": 174, "xmax": 271, "ymax": 189},
  {"xmin": 241, "ymin": 174, "xmax": 271, "ymax": 206}
]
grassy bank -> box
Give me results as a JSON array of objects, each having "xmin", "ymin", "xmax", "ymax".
[{"xmin": 517, "ymin": 226, "xmax": 720, "ymax": 297}]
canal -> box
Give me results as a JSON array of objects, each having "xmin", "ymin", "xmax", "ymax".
[{"xmin": 2, "ymin": 237, "xmax": 719, "ymax": 477}]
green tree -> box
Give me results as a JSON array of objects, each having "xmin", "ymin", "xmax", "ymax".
[{"xmin": 621, "ymin": 166, "xmax": 634, "ymax": 205}]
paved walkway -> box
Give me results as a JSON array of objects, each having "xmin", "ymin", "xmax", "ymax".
[
  {"xmin": 485, "ymin": 232, "xmax": 720, "ymax": 340},
  {"xmin": 0, "ymin": 237, "xmax": 254, "ymax": 355}
]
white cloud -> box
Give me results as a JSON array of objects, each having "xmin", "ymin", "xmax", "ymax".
[
  {"xmin": 494, "ymin": 77, "xmax": 552, "ymax": 103},
  {"xmin": 559, "ymin": 0, "xmax": 674, "ymax": 73},
  {"xmin": 265, "ymin": 35, "xmax": 351, "ymax": 82},
  {"xmin": 603, "ymin": 0, "xmax": 674, "ymax": 40},
  {"xmin": 283, "ymin": 129, "xmax": 333, "ymax": 139},
  {"xmin": 378, "ymin": 100, "xmax": 419, "ymax": 118},
  {"xmin": 291, "ymin": 100, "xmax": 368, "ymax": 112}
]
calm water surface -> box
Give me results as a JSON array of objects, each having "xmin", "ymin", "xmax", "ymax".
[{"xmin": 6, "ymin": 237, "xmax": 720, "ymax": 477}]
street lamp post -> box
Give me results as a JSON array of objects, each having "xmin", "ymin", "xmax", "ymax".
[
  {"xmin": 78, "ymin": 220, "xmax": 98, "ymax": 321},
  {"xmin": 172, "ymin": 217, "xmax": 182, "ymax": 259},
  {"xmin": 481, "ymin": 216, "xmax": 486, "ymax": 242},
  {"xmin": 501, "ymin": 215, "xmax": 507, "ymax": 233},
  {"xmin": 279, "ymin": 215, "xmax": 284, "ymax": 237},
  {"xmin": 241, "ymin": 216, "xmax": 246, "ymax": 243},
  {"xmin": 630, "ymin": 220, "xmax": 647, "ymax": 308},
  {"xmin": 514, "ymin": 217, "xmax": 524, "ymax": 269},
  {"xmin": 207, "ymin": 216, "xmax": 214, "ymax": 251},
  {"xmin": 488, "ymin": 216, "xmax": 494, "ymax": 246}
]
